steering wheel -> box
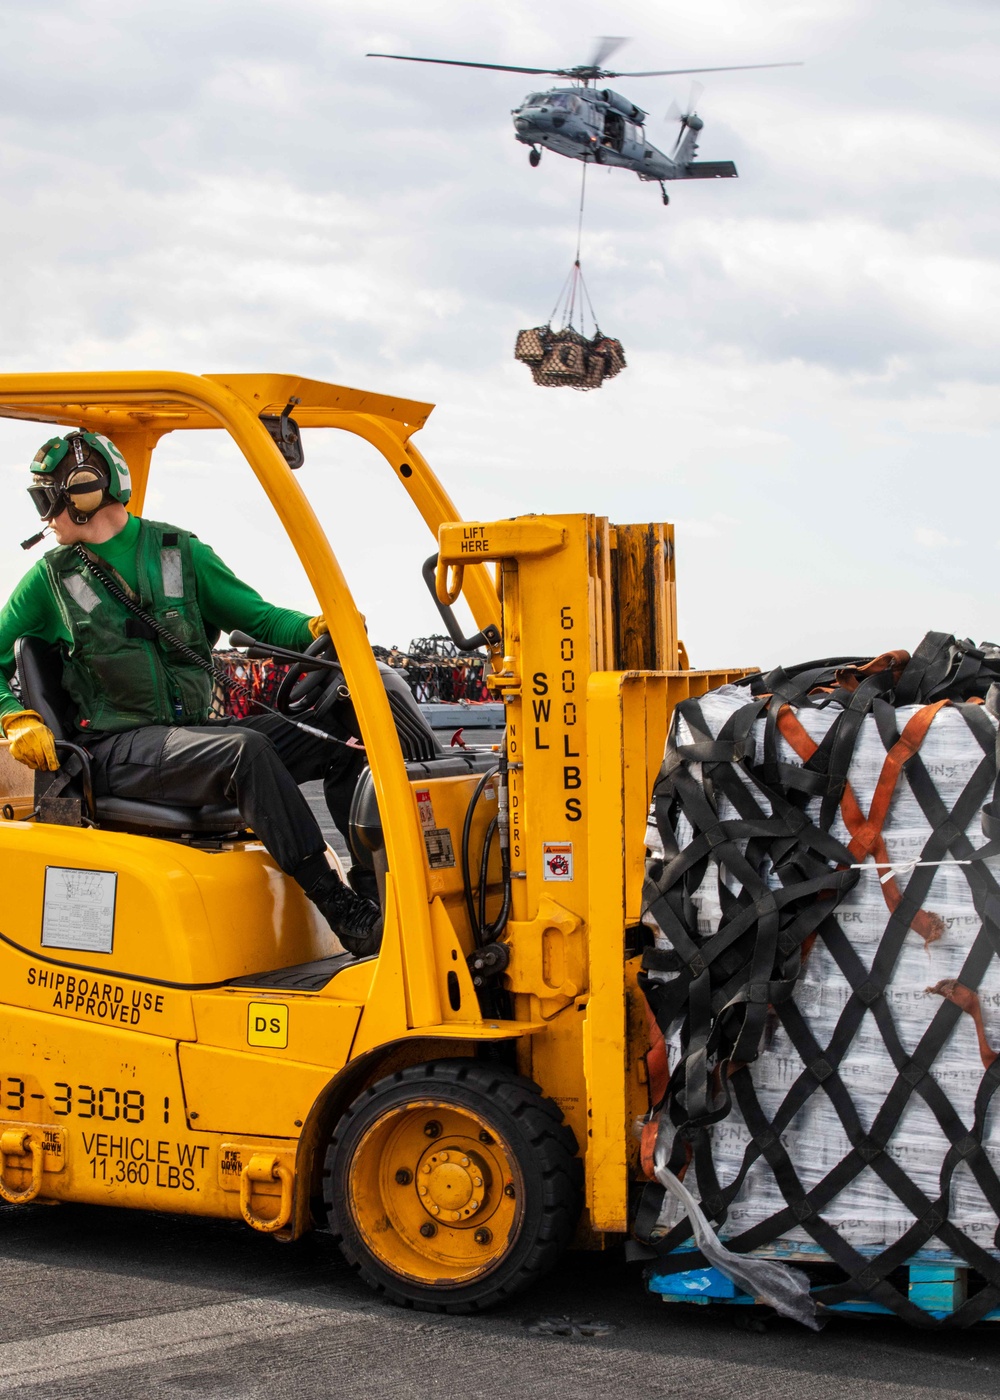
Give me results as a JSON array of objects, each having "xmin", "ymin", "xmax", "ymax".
[{"xmin": 275, "ymin": 635, "xmax": 350, "ymax": 721}]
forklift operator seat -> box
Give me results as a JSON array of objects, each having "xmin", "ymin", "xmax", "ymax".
[{"xmin": 14, "ymin": 636, "xmax": 244, "ymax": 836}]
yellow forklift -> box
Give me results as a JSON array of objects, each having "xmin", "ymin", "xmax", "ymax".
[{"xmin": 0, "ymin": 371, "xmax": 747, "ymax": 1311}]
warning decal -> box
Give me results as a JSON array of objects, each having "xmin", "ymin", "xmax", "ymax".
[{"xmin": 542, "ymin": 842, "xmax": 574, "ymax": 882}]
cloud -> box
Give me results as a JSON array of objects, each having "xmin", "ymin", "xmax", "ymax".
[
  {"xmin": 914, "ymin": 526, "xmax": 963, "ymax": 549},
  {"xmin": 0, "ymin": 0, "xmax": 996, "ymax": 667}
]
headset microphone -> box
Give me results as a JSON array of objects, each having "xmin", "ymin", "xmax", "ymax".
[{"xmin": 20, "ymin": 527, "xmax": 51, "ymax": 551}]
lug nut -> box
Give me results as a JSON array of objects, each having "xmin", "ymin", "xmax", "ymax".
[
  {"xmin": 474, "ymin": 1228, "xmax": 492, "ymax": 1246},
  {"xmin": 395, "ymin": 1168, "xmax": 412, "ymax": 1185},
  {"xmin": 424, "ymin": 1120, "xmax": 442, "ymax": 1139},
  {"xmin": 504, "ymin": 1183, "xmax": 516, "ymax": 1198},
  {"xmin": 420, "ymin": 1222, "xmax": 437, "ymax": 1238}
]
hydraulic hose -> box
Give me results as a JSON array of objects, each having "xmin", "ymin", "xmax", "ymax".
[
  {"xmin": 478, "ymin": 815, "xmax": 498, "ymax": 935},
  {"xmin": 461, "ymin": 766, "xmax": 498, "ymax": 946}
]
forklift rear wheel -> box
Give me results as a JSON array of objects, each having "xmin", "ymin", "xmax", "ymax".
[{"xmin": 324, "ymin": 1059, "xmax": 582, "ymax": 1312}]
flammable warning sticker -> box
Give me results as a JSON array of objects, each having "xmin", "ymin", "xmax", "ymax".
[
  {"xmin": 415, "ymin": 789, "xmax": 436, "ymax": 829},
  {"xmin": 542, "ymin": 842, "xmax": 573, "ymax": 881},
  {"xmin": 424, "ymin": 827, "xmax": 456, "ymax": 869}
]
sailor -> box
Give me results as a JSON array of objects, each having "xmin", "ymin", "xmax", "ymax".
[{"xmin": 0, "ymin": 430, "xmax": 380, "ymax": 956}]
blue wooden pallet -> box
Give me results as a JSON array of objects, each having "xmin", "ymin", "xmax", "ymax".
[{"xmin": 647, "ymin": 1254, "xmax": 999, "ymax": 1321}]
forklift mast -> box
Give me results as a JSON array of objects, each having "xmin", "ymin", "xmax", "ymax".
[{"xmin": 437, "ymin": 514, "xmax": 747, "ymax": 1232}]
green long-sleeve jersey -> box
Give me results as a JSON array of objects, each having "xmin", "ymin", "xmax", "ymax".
[{"xmin": 0, "ymin": 514, "xmax": 314, "ymax": 723}]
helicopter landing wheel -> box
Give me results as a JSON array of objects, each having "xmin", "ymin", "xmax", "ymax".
[
  {"xmin": 660, "ymin": 184, "xmax": 670, "ymax": 206},
  {"xmin": 529, "ymin": 148, "xmax": 541, "ymax": 167}
]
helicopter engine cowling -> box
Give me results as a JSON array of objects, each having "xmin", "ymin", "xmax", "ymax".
[{"xmin": 599, "ymin": 89, "xmax": 646, "ymax": 122}]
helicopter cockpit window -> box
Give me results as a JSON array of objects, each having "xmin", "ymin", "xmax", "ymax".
[
  {"xmin": 548, "ymin": 93, "xmax": 580, "ymax": 111},
  {"xmin": 526, "ymin": 93, "xmax": 546, "ymax": 106}
]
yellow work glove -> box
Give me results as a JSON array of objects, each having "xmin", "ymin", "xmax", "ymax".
[
  {"xmin": 308, "ymin": 613, "xmax": 366, "ymax": 640},
  {"xmin": 2, "ymin": 710, "xmax": 59, "ymax": 771}
]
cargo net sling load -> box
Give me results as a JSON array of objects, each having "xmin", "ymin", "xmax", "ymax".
[
  {"xmin": 514, "ymin": 160, "xmax": 625, "ymax": 390},
  {"xmin": 514, "ymin": 259, "xmax": 626, "ymax": 391},
  {"xmin": 636, "ymin": 634, "xmax": 1000, "ymax": 1327}
]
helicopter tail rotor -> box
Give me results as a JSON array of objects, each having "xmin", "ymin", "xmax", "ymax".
[{"xmin": 667, "ymin": 81, "xmax": 705, "ymax": 156}]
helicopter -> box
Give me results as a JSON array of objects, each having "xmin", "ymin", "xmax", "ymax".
[{"xmin": 367, "ymin": 38, "xmax": 801, "ymax": 205}]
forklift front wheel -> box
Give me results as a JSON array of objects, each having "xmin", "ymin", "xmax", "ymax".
[{"xmin": 324, "ymin": 1059, "xmax": 582, "ymax": 1312}]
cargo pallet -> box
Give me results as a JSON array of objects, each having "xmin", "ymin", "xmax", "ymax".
[{"xmin": 647, "ymin": 1246, "xmax": 1000, "ymax": 1322}]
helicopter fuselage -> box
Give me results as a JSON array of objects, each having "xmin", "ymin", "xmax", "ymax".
[{"xmin": 511, "ymin": 85, "xmax": 734, "ymax": 188}]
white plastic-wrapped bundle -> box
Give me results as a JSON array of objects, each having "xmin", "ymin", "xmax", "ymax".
[{"xmin": 645, "ymin": 683, "xmax": 1000, "ymax": 1254}]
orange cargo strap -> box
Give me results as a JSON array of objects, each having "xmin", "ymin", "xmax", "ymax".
[{"xmin": 776, "ymin": 700, "xmax": 949, "ymax": 944}]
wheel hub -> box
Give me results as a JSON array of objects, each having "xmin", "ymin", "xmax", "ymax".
[
  {"xmin": 348, "ymin": 1099, "xmax": 527, "ymax": 1287},
  {"xmin": 417, "ymin": 1149, "xmax": 486, "ymax": 1222}
]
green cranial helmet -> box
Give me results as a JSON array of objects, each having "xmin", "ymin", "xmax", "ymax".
[{"xmin": 28, "ymin": 431, "xmax": 132, "ymax": 524}]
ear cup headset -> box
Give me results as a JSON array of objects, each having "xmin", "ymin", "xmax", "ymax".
[{"xmin": 24, "ymin": 432, "xmax": 132, "ymax": 545}]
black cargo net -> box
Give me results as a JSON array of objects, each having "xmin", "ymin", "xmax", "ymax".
[
  {"xmin": 514, "ymin": 251, "xmax": 625, "ymax": 391},
  {"xmin": 636, "ymin": 633, "xmax": 1000, "ymax": 1326},
  {"xmin": 514, "ymin": 322, "xmax": 626, "ymax": 391}
]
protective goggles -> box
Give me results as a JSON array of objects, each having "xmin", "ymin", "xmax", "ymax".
[
  {"xmin": 27, "ymin": 472, "xmax": 108, "ymax": 521},
  {"xmin": 28, "ymin": 482, "xmax": 67, "ymax": 519}
]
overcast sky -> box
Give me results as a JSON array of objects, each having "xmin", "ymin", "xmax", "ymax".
[{"xmin": 0, "ymin": 0, "xmax": 997, "ymax": 668}]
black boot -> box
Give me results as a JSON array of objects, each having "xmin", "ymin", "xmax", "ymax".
[
  {"xmin": 348, "ymin": 862, "xmax": 380, "ymax": 903},
  {"xmin": 307, "ymin": 869, "xmax": 383, "ymax": 958}
]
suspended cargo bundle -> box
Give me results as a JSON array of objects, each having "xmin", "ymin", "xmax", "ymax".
[
  {"xmin": 513, "ymin": 260, "xmax": 626, "ymax": 391},
  {"xmin": 636, "ymin": 634, "xmax": 1000, "ymax": 1327}
]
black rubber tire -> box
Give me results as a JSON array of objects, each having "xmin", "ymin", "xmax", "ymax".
[
  {"xmin": 529, "ymin": 148, "xmax": 541, "ymax": 167},
  {"xmin": 323, "ymin": 1058, "xmax": 583, "ymax": 1313}
]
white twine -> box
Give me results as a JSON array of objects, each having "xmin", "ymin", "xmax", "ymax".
[{"xmin": 850, "ymin": 857, "xmax": 988, "ymax": 885}]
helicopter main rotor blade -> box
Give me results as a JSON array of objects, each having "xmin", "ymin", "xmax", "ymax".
[
  {"xmin": 605, "ymin": 61, "xmax": 803, "ymax": 78},
  {"xmin": 589, "ymin": 35, "xmax": 629, "ymax": 70},
  {"xmin": 366, "ymin": 52, "xmax": 564, "ymax": 76}
]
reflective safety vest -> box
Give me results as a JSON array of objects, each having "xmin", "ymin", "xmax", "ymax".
[{"xmin": 45, "ymin": 520, "xmax": 214, "ymax": 733}]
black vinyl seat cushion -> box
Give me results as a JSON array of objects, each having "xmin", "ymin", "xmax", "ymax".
[
  {"xmin": 14, "ymin": 636, "xmax": 243, "ymax": 836},
  {"xmin": 95, "ymin": 797, "xmax": 245, "ymax": 836}
]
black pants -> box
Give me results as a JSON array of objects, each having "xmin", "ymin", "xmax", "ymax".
[{"xmin": 88, "ymin": 712, "xmax": 367, "ymax": 885}]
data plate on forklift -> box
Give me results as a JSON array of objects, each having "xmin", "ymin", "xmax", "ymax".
[
  {"xmin": 423, "ymin": 827, "xmax": 456, "ymax": 869},
  {"xmin": 41, "ymin": 867, "xmax": 117, "ymax": 953}
]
